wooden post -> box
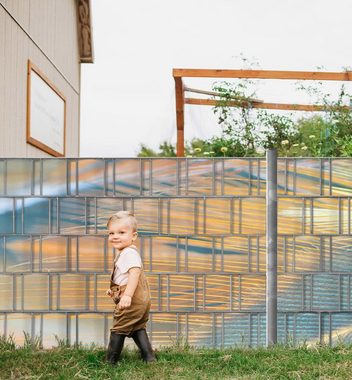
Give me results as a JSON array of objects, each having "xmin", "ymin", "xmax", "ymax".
[{"xmin": 174, "ymin": 77, "xmax": 185, "ymax": 157}]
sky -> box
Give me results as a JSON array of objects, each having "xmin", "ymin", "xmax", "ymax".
[{"xmin": 80, "ymin": 0, "xmax": 352, "ymax": 157}]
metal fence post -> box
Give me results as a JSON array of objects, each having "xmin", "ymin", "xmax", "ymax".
[{"xmin": 266, "ymin": 148, "xmax": 278, "ymax": 346}]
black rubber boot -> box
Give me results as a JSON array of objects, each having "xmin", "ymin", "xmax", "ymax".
[
  {"xmin": 131, "ymin": 329, "xmax": 156, "ymax": 362},
  {"xmin": 106, "ymin": 332, "xmax": 126, "ymax": 364}
]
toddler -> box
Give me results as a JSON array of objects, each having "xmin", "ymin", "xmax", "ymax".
[{"xmin": 105, "ymin": 211, "xmax": 155, "ymax": 364}]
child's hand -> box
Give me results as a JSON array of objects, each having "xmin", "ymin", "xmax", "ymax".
[
  {"xmin": 106, "ymin": 289, "xmax": 113, "ymax": 297},
  {"xmin": 118, "ymin": 295, "xmax": 132, "ymax": 309}
]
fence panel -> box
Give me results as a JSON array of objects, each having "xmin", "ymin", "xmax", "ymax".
[{"xmin": 0, "ymin": 158, "xmax": 351, "ymax": 347}]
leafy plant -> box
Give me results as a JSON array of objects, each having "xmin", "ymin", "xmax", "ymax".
[
  {"xmin": 212, "ymin": 80, "xmax": 258, "ymax": 156},
  {"xmin": 295, "ymin": 80, "xmax": 352, "ymax": 157},
  {"xmin": 257, "ymin": 111, "xmax": 296, "ymax": 151},
  {"xmin": 138, "ymin": 142, "xmax": 176, "ymax": 157}
]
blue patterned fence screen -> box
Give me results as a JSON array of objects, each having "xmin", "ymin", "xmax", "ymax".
[{"xmin": 1, "ymin": 158, "xmax": 352, "ymax": 348}]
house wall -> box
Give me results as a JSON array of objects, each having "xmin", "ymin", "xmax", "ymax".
[{"xmin": 0, "ymin": 0, "xmax": 80, "ymax": 157}]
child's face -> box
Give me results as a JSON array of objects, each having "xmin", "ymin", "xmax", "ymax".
[{"xmin": 108, "ymin": 220, "xmax": 137, "ymax": 251}]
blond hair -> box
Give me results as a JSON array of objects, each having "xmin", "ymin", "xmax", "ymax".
[{"xmin": 107, "ymin": 211, "xmax": 138, "ymax": 231}]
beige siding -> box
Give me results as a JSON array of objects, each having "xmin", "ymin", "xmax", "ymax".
[
  {"xmin": 0, "ymin": 0, "xmax": 30, "ymax": 31},
  {"xmin": 0, "ymin": 1, "xmax": 80, "ymax": 157},
  {"xmin": 29, "ymin": 0, "xmax": 80, "ymax": 90},
  {"xmin": 0, "ymin": 6, "xmax": 28, "ymax": 157}
]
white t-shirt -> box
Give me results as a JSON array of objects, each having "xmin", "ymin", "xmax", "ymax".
[{"xmin": 112, "ymin": 246, "xmax": 142, "ymax": 286}]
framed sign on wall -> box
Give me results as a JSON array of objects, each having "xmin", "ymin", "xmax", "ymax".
[{"xmin": 26, "ymin": 60, "xmax": 66, "ymax": 157}]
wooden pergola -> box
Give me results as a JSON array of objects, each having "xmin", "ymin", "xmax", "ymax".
[{"xmin": 173, "ymin": 69, "xmax": 352, "ymax": 157}]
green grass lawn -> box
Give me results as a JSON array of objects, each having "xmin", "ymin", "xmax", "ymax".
[{"xmin": 1, "ymin": 337, "xmax": 352, "ymax": 379}]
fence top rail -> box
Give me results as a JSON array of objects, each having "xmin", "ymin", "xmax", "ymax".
[
  {"xmin": 1, "ymin": 195, "xmax": 352, "ymax": 199},
  {"xmin": 1, "ymin": 157, "xmax": 352, "ymax": 161}
]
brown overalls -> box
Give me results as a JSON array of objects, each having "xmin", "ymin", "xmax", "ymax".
[{"xmin": 110, "ymin": 248, "xmax": 151, "ymax": 336}]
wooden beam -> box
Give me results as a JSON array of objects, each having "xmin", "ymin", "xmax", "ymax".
[
  {"xmin": 173, "ymin": 69, "xmax": 352, "ymax": 81},
  {"xmin": 185, "ymin": 98, "xmax": 352, "ymax": 112},
  {"xmin": 184, "ymin": 86, "xmax": 263, "ymax": 103},
  {"xmin": 174, "ymin": 77, "xmax": 185, "ymax": 157}
]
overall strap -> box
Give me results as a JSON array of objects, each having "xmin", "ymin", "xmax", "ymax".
[{"xmin": 111, "ymin": 251, "xmax": 121, "ymax": 280}]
